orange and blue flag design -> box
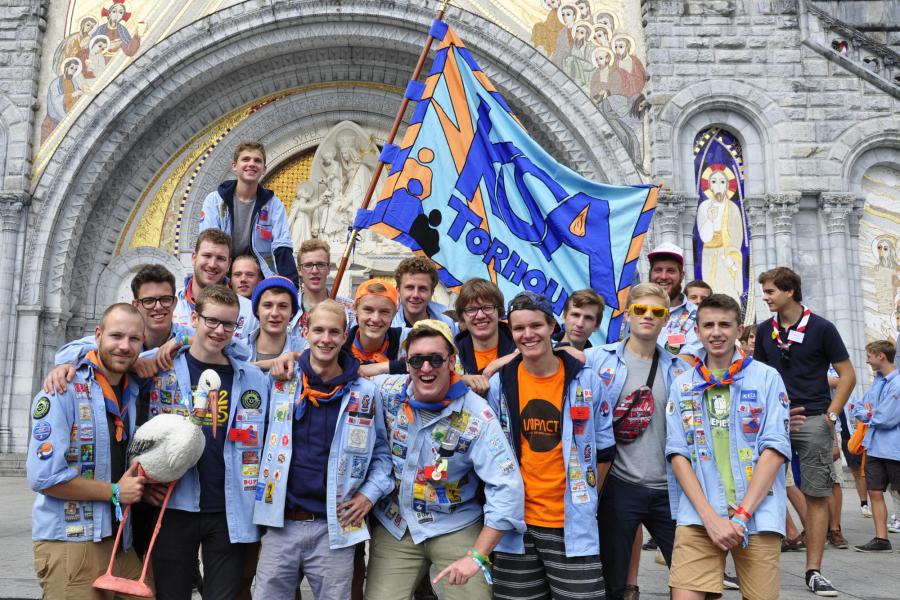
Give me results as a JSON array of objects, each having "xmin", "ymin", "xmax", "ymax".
[{"xmin": 354, "ymin": 20, "xmax": 657, "ymax": 342}]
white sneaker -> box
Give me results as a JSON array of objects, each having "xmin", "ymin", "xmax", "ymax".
[
  {"xmin": 889, "ymin": 517, "xmax": 900, "ymax": 534},
  {"xmin": 861, "ymin": 504, "xmax": 872, "ymax": 518}
]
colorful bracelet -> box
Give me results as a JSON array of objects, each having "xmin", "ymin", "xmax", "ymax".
[
  {"xmin": 180, "ymin": 334, "xmax": 190, "ymax": 347},
  {"xmin": 467, "ymin": 547, "xmax": 492, "ymax": 567},
  {"xmin": 730, "ymin": 516, "xmax": 750, "ymax": 548},
  {"xmin": 110, "ymin": 483, "xmax": 123, "ymax": 522},
  {"xmin": 735, "ymin": 505, "xmax": 752, "ymax": 520},
  {"xmin": 468, "ymin": 556, "xmax": 493, "ymax": 585}
]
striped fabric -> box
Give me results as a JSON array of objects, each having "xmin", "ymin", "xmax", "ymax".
[{"xmin": 492, "ymin": 525, "xmax": 606, "ymax": 600}]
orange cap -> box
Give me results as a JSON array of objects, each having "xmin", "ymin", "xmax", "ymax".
[{"xmin": 354, "ymin": 278, "xmax": 399, "ymax": 308}]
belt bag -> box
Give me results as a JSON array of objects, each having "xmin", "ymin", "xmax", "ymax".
[{"xmin": 612, "ymin": 350, "xmax": 659, "ymax": 443}]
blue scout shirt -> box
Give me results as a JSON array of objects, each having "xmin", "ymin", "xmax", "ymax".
[
  {"xmin": 585, "ymin": 340, "xmax": 689, "ymax": 404},
  {"xmin": 146, "ymin": 346, "xmax": 269, "ymax": 542},
  {"xmin": 665, "ymin": 349, "xmax": 791, "ymax": 536},
  {"xmin": 392, "ymin": 300, "xmax": 459, "ymax": 337},
  {"xmin": 199, "ymin": 180, "xmax": 300, "ymax": 285},
  {"xmin": 173, "ymin": 276, "xmax": 259, "ymax": 343},
  {"xmin": 851, "ymin": 369, "xmax": 900, "ymax": 461},
  {"xmin": 27, "ymin": 357, "xmax": 139, "ymax": 543},
  {"xmin": 372, "ymin": 374, "xmax": 525, "ymax": 544},
  {"xmin": 253, "ymin": 374, "xmax": 393, "ymax": 549},
  {"xmin": 487, "ymin": 351, "xmax": 615, "ymax": 557}
]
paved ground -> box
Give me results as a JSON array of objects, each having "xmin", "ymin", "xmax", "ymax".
[{"xmin": 1, "ymin": 475, "xmax": 898, "ymax": 599}]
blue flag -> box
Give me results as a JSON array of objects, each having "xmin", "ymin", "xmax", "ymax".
[{"xmin": 354, "ymin": 20, "xmax": 657, "ymax": 343}]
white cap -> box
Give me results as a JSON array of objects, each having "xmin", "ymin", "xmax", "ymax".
[{"xmin": 648, "ymin": 242, "xmax": 684, "ymax": 266}]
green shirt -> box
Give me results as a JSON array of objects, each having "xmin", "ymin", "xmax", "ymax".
[{"xmin": 705, "ymin": 370, "xmax": 735, "ymax": 506}]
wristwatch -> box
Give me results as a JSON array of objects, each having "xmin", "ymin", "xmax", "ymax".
[{"xmin": 826, "ymin": 412, "xmax": 839, "ymax": 425}]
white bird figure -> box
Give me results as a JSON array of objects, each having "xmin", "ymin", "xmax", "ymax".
[{"xmin": 126, "ymin": 413, "xmax": 206, "ymax": 483}]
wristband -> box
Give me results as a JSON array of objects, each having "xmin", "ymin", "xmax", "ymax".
[
  {"xmin": 735, "ymin": 505, "xmax": 752, "ymax": 520},
  {"xmin": 467, "ymin": 547, "xmax": 492, "ymax": 567},
  {"xmin": 730, "ymin": 516, "xmax": 749, "ymax": 548},
  {"xmin": 111, "ymin": 483, "xmax": 123, "ymax": 522},
  {"xmin": 468, "ymin": 556, "xmax": 493, "ymax": 585},
  {"xmin": 181, "ymin": 334, "xmax": 190, "ymax": 347}
]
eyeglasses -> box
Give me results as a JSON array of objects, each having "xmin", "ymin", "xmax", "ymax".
[
  {"xmin": 198, "ymin": 313, "xmax": 238, "ymax": 333},
  {"xmin": 462, "ymin": 304, "xmax": 498, "ymax": 317},
  {"xmin": 300, "ymin": 262, "xmax": 330, "ymax": 272},
  {"xmin": 137, "ymin": 295, "xmax": 176, "ymax": 309},
  {"xmin": 408, "ymin": 354, "xmax": 449, "ymax": 369},
  {"xmin": 629, "ymin": 304, "xmax": 670, "ymax": 319}
]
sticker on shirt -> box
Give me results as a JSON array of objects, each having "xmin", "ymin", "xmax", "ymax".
[
  {"xmin": 337, "ymin": 457, "xmax": 348, "ymax": 476},
  {"xmin": 281, "ymin": 434, "xmax": 290, "ymax": 446},
  {"xmin": 82, "ymin": 504, "xmax": 93, "ymax": 520},
  {"xmin": 599, "ymin": 401, "xmax": 610, "ymax": 417},
  {"xmin": 264, "ymin": 481, "xmax": 275, "ymax": 503},
  {"xmin": 742, "ymin": 417, "xmax": 760, "ymax": 436},
  {"xmin": 570, "ymin": 479, "xmax": 587, "ymax": 493},
  {"xmin": 571, "ymin": 491, "xmax": 591, "ymax": 505},
  {"xmin": 456, "ymin": 437, "xmax": 472, "ymax": 453},
  {"xmin": 79, "ymin": 403, "xmax": 92, "ymax": 421},
  {"xmin": 36, "ymin": 442, "xmax": 53, "ymax": 460},
  {"xmin": 64, "ymin": 501, "xmax": 80, "ymax": 522},
  {"xmin": 779, "ymin": 392, "xmax": 790, "ymax": 408},
  {"xmin": 694, "ymin": 430, "xmax": 707, "ymax": 446},
  {"xmin": 586, "ymin": 466, "xmax": 596, "ymax": 487},
  {"xmin": 697, "ymin": 447, "xmax": 711, "ymax": 461},
  {"xmin": 242, "ymin": 450, "xmax": 260, "ymax": 465},
  {"xmin": 241, "ymin": 390, "xmax": 263, "ymax": 410},
  {"xmin": 415, "ymin": 510, "xmax": 434, "ymax": 524},
  {"xmin": 33, "ymin": 397, "xmax": 51, "ymax": 419},
  {"xmin": 738, "ymin": 447, "xmax": 753, "ymax": 463},
  {"xmin": 583, "ymin": 445, "xmax": 592, "ymax": 462},
  {"xmin": 600, "ymin": 369, "xmax": 614, "ymax": 386},
  {"xmin": 740, "ymin": 390, "xmax": 758, "ymax": 404},
  {"xmin": 450, "ymin": 410, "xmax": 470, "ymax": 431},
  {"xmin": 229, "ymin": 425, "xmax": 260, "ymax": 446},
  {"xmin": 569, "ymin": 467, "xmax": 584, "ymax": 480},
  {"xmin": 481, "ymin": 408, "xmax": 495, "ymax": 421},
  {"xmin": 343, "ymin": 425, "xmax": 369, "ymax": 451},
  {"xmin": 391, "ymin": 443, "xmax": 407, "ymax": 459},
  {"xmin": 273, "ymin": 470, "xmax": 283, "ymax": 482},
  {"xmin": 392, "ymin": 428, "xmax": 408, "ymax": 444},
  {"xmin": 667, "ymin": 401, "xmax": 677, "ymax": 416},
  {"xmin": 65, "ymin": 445, "xmax": 79, "ymax": 464},
  {"xmin": 276, "ymin": 452, "xmax": 287, "ymax": 464},
  {"xmin": 242, "ymin": 465, "xmax": 259, "ymax": 477},
  {"xmin": 787, "ymin": 329, "xmax": 805, "ymax": 344},
  {"xmin": 74, "ymin": 383, "xmax": 90, "ymax": 397},
  {"xmin": 81, "ymin": 463, "xmax": 94, "ymax": 479},
  {"xmin": 351, "ymin": 456, "xmax": 368, "ymax": 479},
  {"xmin": 360, "ymin": 394, "xmax": 374, "ymax": 415},
  {"xmin": 274, "ymin": 403, "xmax": 290, "ymax": 422},
  {"xmin": 667, "ymin": 333, "xmax": 686, "ymax": 348},
  {"xmin": 80, "ymin": 444, "xmax": 94, "ymax": 463},
  {"xmin": 570, "ymin": 406, "xmax": 590, "ymax": 421},
  {"xmin": 66, "ymin": 525, "xmax": 86, "ymax": 538},
  {"xmin": 79, "ymin": 425, "xmax": 94, "ymax": 442}
]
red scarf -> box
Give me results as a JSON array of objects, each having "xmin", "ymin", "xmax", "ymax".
[
  {"xmin": 771, "ymin": 305, "xmax": 811, "ymax": 350},
  {"xmin": 693, "ymin": 349, "xmax": 753, "ymax": 393},
  {"xmin": 86, "ymin": 351, "xmax": 129, "ymax": 442}
]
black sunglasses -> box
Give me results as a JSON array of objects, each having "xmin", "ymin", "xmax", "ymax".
[{"xmin": 408, "ymin": 354, "xmax": 449, "ymax": 369}]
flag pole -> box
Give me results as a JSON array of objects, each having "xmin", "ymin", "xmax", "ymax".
[{"xmin": 330, "ymin": 0, "xmax": 451, "ymax": 298}]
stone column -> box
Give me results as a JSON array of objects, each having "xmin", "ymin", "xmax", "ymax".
[
  {"xmin": 745, "ymin": 195, "xmax": 769, "ymax": 322},
  {"xmin": 847, "ymin": 196, "xmax": 869, "ymax": 386},
  {"xmin": 819, "ymin": 192, "xmax": 856, "ymax": 354},
  {"xmin": 677, "ymin": 194, "xmax": 697, "ymax": 279},
  {"xmin": 0, "ymin": 196, "xmax": 25, "ymax": 452},
  {"xmin": 767, "ymin": 192, "xmax": 801, "ymax": 268},
  {"xmin": 654, "ymin": 191, "xmax": 686, "ymax": 246}
]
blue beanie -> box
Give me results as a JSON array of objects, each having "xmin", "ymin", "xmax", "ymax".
[{"xmin": 251, "ymin": 276, "xmax": 299, "ymax": 318}]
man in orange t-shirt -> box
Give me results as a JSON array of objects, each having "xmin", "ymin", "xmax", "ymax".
[
  {"xmin": 453, "ymin": 279, "xmax": 517, "ymax": 395},
  {"xmin": 488, "ymin": 291, "xmax": 616, "ymax": 599}
]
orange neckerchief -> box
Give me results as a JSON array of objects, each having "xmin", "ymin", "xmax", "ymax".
[
  {"xmin": 352, "ymin": 334, "xmax": 390, "ymax": 365},
  {"xmin": 184, "ymin": 276, "xmax": 197, "ymax": 308},
  {"xmin": 298, "ymin": 372, "xmax": 346, "ymax": 409},
  {"xmin": 693, "ymin": 348, "xmax": 753, "ymax": 393},
  {"xmin": 86, "ymin": 351, "xmax": 130, "ymax": 442}
]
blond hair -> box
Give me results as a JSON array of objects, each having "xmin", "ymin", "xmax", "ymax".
[
  {"xmin": 307, "ymin": 299, "xmax": 348, "ymax": 331},
  {"xmin": 627, "ymin": 282, "xmax": 670, "ymax": 308}
]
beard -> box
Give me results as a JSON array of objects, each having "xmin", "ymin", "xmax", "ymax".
[{"xmin": 98, "ymin": 346, "xmax": 138, "ymax": 375}]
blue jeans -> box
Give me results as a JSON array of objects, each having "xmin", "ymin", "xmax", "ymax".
[
  {"xmin": 253, "ymin": 519, "xmax": 355, "ymax": 600},
  {"xmin": 598, "ymin": 476, "xmax": 675, "ymax": 600}
]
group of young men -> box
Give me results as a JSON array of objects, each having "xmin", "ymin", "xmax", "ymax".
[{"xmin": 26, "ymin": 141, "xmax": 900, "ymax": 600}]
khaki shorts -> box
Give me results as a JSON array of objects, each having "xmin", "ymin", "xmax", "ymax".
[
  {"xmin": 785, "ymin": 462, "xmax": 795, "ymax": 487},
  {"xmin": 790, "ymin": 416, "xmax": 836, "ymax": 497},
  {"xmin": 668, "ymin": 525, "xmax": 781, "ymax": 600},
  {"xmin": 33, "ymin": 538, "xmax": 152, "ymax": 600}
]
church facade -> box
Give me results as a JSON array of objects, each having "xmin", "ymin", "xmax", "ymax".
[{"xmin": 0, "ymin": 0, "xmax": 896, "ymax": 453}]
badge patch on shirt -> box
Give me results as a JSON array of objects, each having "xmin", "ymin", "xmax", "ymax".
[
  {"xmin": 33, "ymin": 421, "xmax": 51, "ymax": 441},
  {"xmin": 586, "ymin": 467, "xmax": 596, "ymax": 487},
  {"xmin": 499, "ymin": 459, "xmax": 515, "ymax": 474},
  {"xmin": 779, "ymin": 392, "xmax": 789, "ymax": 408},
  {"xmin": 79, "ymin": 425, "xmax": 94, "ymax": 442},
  {"xmin": 241, "ymin": 390, "xmax": 262, "ymax": 410},
  {"xmin": 242, "ymin": 465, "xmax": 259, "ymax": 477},
  {"xmin": 80, "ymin": 463, "xmax": 94, "ymax": 479},
  {"xmin": 572, "ymin": 491, "xmax": 590, "ymax": 504},
  {"xmin": 274, "ymin": 403, "xmax": 290, "ymax": 422},
  {"xmin": 65, "ymin": 525, "xmax": 85, "ymax": 538},
  {"xmin": 36, "ymin": 442, "xmax": 53, "ymax": 460},
  {"xmin": 264, "ymin": 481, "xmax": 275, "ymax": 503},
  {"xmin": 742, "ymin": 417, "xmax": 760, "ymax": 435},
  {"xmin": 600, "ymin": 369, "xmax": 614, "ymax": 386},
  {"xmin": 242, "ymin": 450, "xmax": 259, "ymax": 465},
  {"xmin": 351, "ymin": 456, "xmax": 368, "ymax": 479},
  {"xmin": 738, "ymin": 448, "xmax": 753, "ymax": 462},
  {"xmin": 348, "ymin": 426, "xmax": 369, "ymax": 450},
  {"xmin": 80, "ymin": 444, "xmax": 94, "ymax": 463},
  {"xmin": 33, "ymin": 397, "xmax": 51, "ymax": 419},
  {"xmin": 79, "ymin": 403, "xmax": 92, "ymax": 421},
  {"xmin": 65, "ymin": 445, "xmax": 79, "ymax": 464},
  {"xmin": 64, "ymin": 501, "xmax": 80, "ymax": 522}
]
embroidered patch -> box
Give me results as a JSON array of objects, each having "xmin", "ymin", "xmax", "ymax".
[
  {"xmin": 33, "ymin": 397, "xmax": 51, "ymax": 419},
  {"xmin": 36, "ymin": 442, "xmax": 53, "ymax": 460},
  {"xmin": 32, "ymin": 421, "xmax": 51, "ymax": 441},
  {"xmin": 241, "ymin": 390, "xmax": 262, "ymax": 410}
]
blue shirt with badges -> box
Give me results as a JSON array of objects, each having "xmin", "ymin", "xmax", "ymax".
[{"xmin": 185, "ymin": 352, "xmax": 235, "ymax": 512}]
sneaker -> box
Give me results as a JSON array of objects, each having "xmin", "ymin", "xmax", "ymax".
[
  {"xmin": 861, "ymin": 504, "xmax": 872, "ymax": 518},
  {"xmin": 641, "ymin": 537, "xmax": 658, "ymax": 551},
  {"xmin": 854, "ymin": 537, "xmax": 893, "ymax": 553},
  {"xmin": 723, "ymin": 573, "xmax": 739, "ymax": 590},
  {"xmin": 889, "ymin": 517, "xmax": 900, "ymax": 534},
  {"xmin": 828, "ymin": 529, "xmax": 849, "ymax": 549},
  {"xmin": 623, "ymin": 584, "xmax": 640, "ymax": 600},
  {"xmin": 806, "ymin": 572, "xmax": 838, "ymax": 597}
]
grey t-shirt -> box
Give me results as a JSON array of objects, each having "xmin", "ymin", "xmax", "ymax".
[
  {"xmin": 609, "ymin": 347, "xmax": 669, "ymax": 489},
  {"xmin": 232, "ymin": 198, "xmax": 256, "ymax": 257}
]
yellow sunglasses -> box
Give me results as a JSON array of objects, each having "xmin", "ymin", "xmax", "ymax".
[{"xmin": 629, "ymin": 304, "xmax": 670, "ymax": 319}]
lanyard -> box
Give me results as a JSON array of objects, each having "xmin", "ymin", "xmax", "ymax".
[{"xmin": 771, "ymin": 305, "xmax": 810, "ymax": 350}]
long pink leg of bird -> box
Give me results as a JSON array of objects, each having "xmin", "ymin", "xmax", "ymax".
[
  {"xmin": 210, "ymin": 390, "xmax": 218, "ymax": 438},
  {"xmin": 137, "ymin": 475, "xmax": 177, "ymax": 585}
]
